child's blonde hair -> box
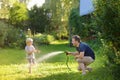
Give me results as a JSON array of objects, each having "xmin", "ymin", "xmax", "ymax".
[{"xmin": 26, "ymin": 38, "xmax": 33, "ymax": 43}]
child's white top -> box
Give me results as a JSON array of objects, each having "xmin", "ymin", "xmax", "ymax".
[{"xmin": 25, "ymin": 45, "xmax": 35, "ymax": 59}]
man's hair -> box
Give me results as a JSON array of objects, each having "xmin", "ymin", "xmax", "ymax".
[{"xmin": 72, "ymin": 35, "xmax": 81, "ymax": 43}]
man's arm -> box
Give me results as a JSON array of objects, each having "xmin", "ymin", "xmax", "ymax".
[
  {"xmin": 75, "ymin": 52, "xmax": 84, "ymax": 59},
  {"xmin": 66, "ymin": 51, "xmax": 79, "ymax": 56}
]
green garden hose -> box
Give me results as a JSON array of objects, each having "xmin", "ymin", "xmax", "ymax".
[{"xmin": 66, "ymin": 55, "xmax": 71, "ymax": 71}]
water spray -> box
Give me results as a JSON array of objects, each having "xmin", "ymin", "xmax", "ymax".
[
  {"xmin": 36, "ymin": 51, "xmax": 72, "ymax": 71},
  {"xmin": 37, "ymin": 51, "xmax": 63, "ymax": 63}
]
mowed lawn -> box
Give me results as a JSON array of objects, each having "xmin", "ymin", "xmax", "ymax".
[{"xmin": 0, "ymin": 40, "xmax": 114, "ymax": 80}]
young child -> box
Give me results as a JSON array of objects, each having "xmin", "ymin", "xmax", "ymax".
[{"xmin": 25, "ymin": 38, "xmax": 40, "ymax": 73}]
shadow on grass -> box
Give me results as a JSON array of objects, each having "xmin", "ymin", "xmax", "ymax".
[{"xmin": 19, "ymin": 67, "xmax": 113, "ymax": 80}]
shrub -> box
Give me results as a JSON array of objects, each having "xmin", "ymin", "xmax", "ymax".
[
  {"xmin": 69, "ymin": 8, "xmax": 96, "ymax": 39},
  {"xmin": 5, "ymin": 28, "xmax": 26, "ymax": 48},
  {"xmin": 0, "ymin": 21, "xmax": 7, "ymax": 47},
  {"xmin": 95, "ymin": 0, "xmax": 120, "ymax": 64},
  {"xmin": 33, "ymin": 33, "xmax": 54, "ymax": 45},
  {"xmin": 95, "ymin": 0, "xmax": 120, "ymax": 79},
  {"xmin": 0, "ymin": 21, "xmax": 26, "ymax": 48},
  {"xmin": 112, "ymin": 64, "xmax": 120, "ymax": 80}
]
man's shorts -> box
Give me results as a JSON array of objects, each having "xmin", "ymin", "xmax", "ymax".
[{"xmin": 76, "ymin": 56, "xmax": 94, "ymax": 65}]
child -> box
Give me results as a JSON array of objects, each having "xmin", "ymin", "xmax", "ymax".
[{"xmin": 25, "ymin": 38, "xmax": 40, "ymax": 73}]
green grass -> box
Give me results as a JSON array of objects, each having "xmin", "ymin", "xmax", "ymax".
[{"xmin": 0, "ymin": 40, "xmax": 114, "ymax": 80}]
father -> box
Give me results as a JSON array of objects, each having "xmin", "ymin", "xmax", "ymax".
[{"xmin": 66, "ymin": 35, "xmax": 95, "ymax": 75}]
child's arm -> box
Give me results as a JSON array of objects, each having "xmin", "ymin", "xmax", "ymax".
[
  {"xmin": 28, "ymin": 49, "xmax": 40, "ymax": 54},
  {"xmin": 32, "ymin": 46, "xmax": 40, "ymax": 53},
  {"xmin": 25, "ymin": 47, "xmax": 35, "ymax": 55},
  {"xmin": 26, "ymin": 50, "xmax": 34, "ymax": 55},
  {"xmin": 34, "ymin": 49, "xmax": 40, "ymax": 53}
]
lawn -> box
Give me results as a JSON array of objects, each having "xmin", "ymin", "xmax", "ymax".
[{"xmin": 0, "ymin": 40, "xmax": 114, "ymax": 80}]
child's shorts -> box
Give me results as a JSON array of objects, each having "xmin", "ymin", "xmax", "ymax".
[{"xmin": 27, "ymin": 58, "xmax": 36, "ymax": 64}]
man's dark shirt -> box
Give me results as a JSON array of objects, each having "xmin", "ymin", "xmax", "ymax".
[{"xmin": 76, "ymin": 42, "xmax": 95, "ymax": 60}]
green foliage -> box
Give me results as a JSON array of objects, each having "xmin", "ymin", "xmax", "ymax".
[
  {"xmin": 95, "ymin": 0, "xmax": 120, "ymax": 64},
  {"xmin": 0, "ymin": 21, "xmax": 26, "ymax": 48},
  {"xmin": 51, "ymin": 21, "xmax": 68, "ymax": 40},
  {"xmin": 9, "ymin": 2, "xmax": 28, "ymax": 29},
  {"xmin": 0, "ymin": 40, "xmax": 114, "ymax": 80},
  {"xmin": 33, "ymin": 33, "xmax": 55, "ymax": 45},
  {"xmin": 94, "ymin": 0, "xmax": 120, "ymax": 79},
  {"xmin": 43, "ymin": 0, "xmax": 79, "ymax": 39},
  {"xmin": 0, "ymin": 0, "xmax": 12, "ymax": 19},
  {"xmin": 28, "ymin": 6, "xmax": 50, "ymax": 33},
  {"xmin": 5, "ymin": 28, "xmax": 26, "ymax": 48},
  {"xmin": 0, "ymin": 21, "xmax": 7, "ymax": 47},
  {"xmin": 69, "ymin": 8, "xmax": 96, "ymax": 38},
  {"xmin": 112, "ymin": 64, "xmax": 120, "ymax": 80}
]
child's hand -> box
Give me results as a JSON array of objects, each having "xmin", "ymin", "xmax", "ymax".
[{"xmin": 36, "ymin": 50, "xmax": 40, "ymax": 53}]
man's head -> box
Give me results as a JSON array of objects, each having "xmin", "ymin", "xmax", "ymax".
[
  {"xmin": 26, "ymin": 38, "xmax": 33, "ymax": 46},
  {"xmin": 72, "ymin": 35, "xmax": 81, "ymax": 47}
]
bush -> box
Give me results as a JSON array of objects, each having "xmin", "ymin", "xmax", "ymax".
[
  {"xmin": 95, "ymin": 0, "xmax": 120, "ymax": 64},
  {"xmin": 95, "ymin": 0, "xmax": 120, "ymax": 79},
  {"xmin": 69, "ymin": 8, "xmax": 96, "ymax": 39},
  {"xmin": 112, "ymin": 65, "xmax": 120, "ymax": 80},
  {"xmin": 33, "ymin": 33, "xmax": 54, "ymax": 45},
  {"xmin": 0, "ymin": 21, "xmax": 7, "ymax": 47},
  {"xmin": 5, "ymin": 28, "xmax": 26, "ymax": 48},
  {"xmin": 0, "ymin": 21, "xmax": 26, "ymax": 48}
]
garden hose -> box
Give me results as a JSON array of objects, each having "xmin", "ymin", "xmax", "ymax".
[{"xmin": 66, "ymin": 54, "xmax": 71, "ymax": 71}]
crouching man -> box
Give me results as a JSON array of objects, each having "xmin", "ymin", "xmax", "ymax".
[{"xmin": 66, "ymin": 35, "xmax": 95, "ymax": 75}]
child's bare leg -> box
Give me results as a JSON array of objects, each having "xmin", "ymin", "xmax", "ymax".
[
  {"xmin": 29, "ymin": 64, "xmax": 32, "ymax": 73},
  {"xmin": 28, "ymin": 59, "xmax": 32, "ymax": 73}
]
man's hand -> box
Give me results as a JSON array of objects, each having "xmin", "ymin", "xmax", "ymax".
[
  {"xmin": 65, "ymin": 51, "xmax": 70, "ymax": 55},
  {"xmin": 35, "ymin": 50, "xmax": 40, "ymax": 53},
  {"xmin": 65, "ymin": 51, "xmax": 80, "ymax": 56},
  {"xmin": 37, "ymin": 50, "xmax": 40, "ymax": 53},
  {"xmin": 75, "ymin": 55, "xmax": 80, "ymax": 59}
]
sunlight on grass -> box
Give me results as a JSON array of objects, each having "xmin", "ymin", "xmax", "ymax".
[
  {"xmin": 51, "ymin": 40, "xmax": 68, "ymax": 44},
  {"xmin": 0, "ymin": 63, "xmax": 77, "ymax": 80},
  {"xmin": 0, "ymin": 61, "xmax": 113, "ymax": 80},
  {"xmin": 0, "ymin": 40, "xmax": 114, "ymax": 80}
]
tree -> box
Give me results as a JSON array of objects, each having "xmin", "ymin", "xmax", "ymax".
[
  {"xmin": 28, "ymin": 6, "xmax": 50, "ymax": 34},
  {"xmin": 9, "ymin": 2, "xmax": 28, "ymax": 29},
  {"xmin": 43, "ymin": 0, "xmax": 79, "ymax": 39},
  {"xmin": 69, "ymin": 7, "xmax": 96, "ymax": 39},
  {"xmin": 0, "ymin": 0, "xmax": 18, "ymax": 19},
  {"xmin": 95, "ymin": 0, "xmax": 120, "ymax": 64},
  {"xmin": 94, "ymin": 0, "xmax": 120, "ymax": 79}
]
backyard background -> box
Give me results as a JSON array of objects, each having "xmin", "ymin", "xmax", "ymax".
[{"xmin": 0, "ymin": 0, "xmax": 120, "ymax": 80}]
